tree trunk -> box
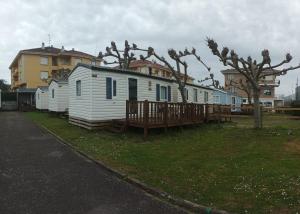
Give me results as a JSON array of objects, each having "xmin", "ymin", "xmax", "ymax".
[
  {"xmin": 247, "ymin": 92, "xmax": 252, "ymax": 105},
  {"xmin": 253, "ymin": 90, "xmax": 262, "ymax": 129},
  {"xmin": 178, "ymin": 85, "xmax": 187, "ymax": 103}
]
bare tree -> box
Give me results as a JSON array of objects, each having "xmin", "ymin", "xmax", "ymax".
[
  {"xmin": 98, "ymin": 40, "xmax": 137, "ymax": 69},
  {"xmin": 135, "ymin": 46, "xmax": 210, "ymax": 103},
  {"xmin": 226, "ymin": 79, "xmax": 252, "ymax": 105},
  {"xmin": 207, "ymin": 38, "xmax": 300, "ymax": 128},
  {"xmin": 198, "ymin": 73, "xmax": 224, "ymax": 89}
]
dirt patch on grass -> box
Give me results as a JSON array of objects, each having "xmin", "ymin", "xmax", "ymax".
[{"xmin": 284, "ymin": 140, "xmax": 300, "ymax": 153}]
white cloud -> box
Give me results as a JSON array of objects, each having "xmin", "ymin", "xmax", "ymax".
[{"xmin": 1, "ymin": 0, "xmax": 300, "ymax": 95}]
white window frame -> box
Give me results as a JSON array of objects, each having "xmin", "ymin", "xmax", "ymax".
[
  {"xmin": 213, "ymin": 95, "xmax": 220, "ymax": 104},
  {"xmin": 160, "ymin": 86, "xmax": 167, "ymax": 101},
  {"xmin": 40, "ymin": 57, "xmax": 48, "ymax": 65},
  {"xmin": 204, "ymin": 91, "xmax": 209, "ymax": 103},
  {"xmin": 52, "ymin": 89, "xmax": 55, "ymax": 99},
  {"xmin": 106, "ymin": 77, "xmax": 117, "ymax": 100},
  {"xmin": 76, "ymin": 80, "xmax": 81, "ymax": 96},
  {"xmin": 193, "ymin": 88, "xmax": 198, "ymax": 102}
]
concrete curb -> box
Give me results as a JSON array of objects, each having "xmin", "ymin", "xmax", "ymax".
[{"xmin": 39, "ymin": 124, "xmax": 229, "ymax": 214}]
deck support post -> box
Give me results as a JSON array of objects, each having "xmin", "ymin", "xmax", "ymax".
[
  {"xmin": 125, "ymin": 100, "xmax": 129, "ymax": 131},
  {"xmin": 164, "ymin": 101, "xmax": 168, "ymax": 132},
  {"xmin": 205, "ymin": 104, "xmax": 208, "ymax": 122},
  {"xmin": 143, "ymin": 100, "xmax": 149, "ymax": 139}
]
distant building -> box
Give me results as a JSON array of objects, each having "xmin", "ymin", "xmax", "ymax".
[
  {"xmin": 222, "ymin": 69, "xmax": 280, "ymax": 107},
  {"xmin": 128, "ymin": 60, "xmax": 195, "ymax": 84},
  {"xmin": 9, "ymin": 43, "xmax": 101, "ymax": 90}
]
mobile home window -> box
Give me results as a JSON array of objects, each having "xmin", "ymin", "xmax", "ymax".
[
  {"xmin": 113, "ymin": 80, "xmax": 117, "ymax": 96},
  {"xmin": 40, "ymin": 57, "xmax": 48, "ymax": 65},
  {"xmin": 106, "ymin": 77, "xmax": 117, "ymax": 99},
  {"xmin": 156, "ymin": 84, "xmax": 171, "ymax": 101},
  {"xmin": 76, "ymin": 80, "xmax": 81, "ymax": 96},
  {"xmin": 204, "ymin": 91, "xmax": 209, "ymax": 103},
  {"xmin": 213, "ymin": 95, "xmax": 220, "ymax": 104},
  {"xmin": 160, "ymin": 86, "xmax": 167, "ymax": 101},
  {"xmin": 52, "ymin": 89, "xmax": 55, "ymax": 98},
  {"xmin": 193, "ymin": 88, "xmax": 198, "ymax": 102},
  {"xmin": 184, "ymin": 88, "xmax": 188, "ymax": 100}
]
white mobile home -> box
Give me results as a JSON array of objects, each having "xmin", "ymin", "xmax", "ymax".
[
  {"xmin": 48, "ymin": 79, "xmax": 68, "ymax": 113},
  {"xmin": 35, "ymin": 87, "xmax": 49, "ymax": 110},
  {"xmin": 68, "ymin": 64, "xmax": 214, "ymax": 128}
]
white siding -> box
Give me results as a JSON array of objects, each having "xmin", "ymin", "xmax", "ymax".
[
  {"xmin": 68, "ymin": 66, "xmax": 93, "ymax": 120},
  {"xmin": 69, "ymin": 66, "xmax": 215, "ymax": 122},
  {"xmin": 48, "ymin": 81, "xmax": 68, "ymax": 112},
  {"xmin": 90, "ymin": 71, "xmax": 174, "ymax": 120},
  {"xmin": 35, "ymin": 88, "xmax": 48, "ymax": 110},
  {"xmin": 176, "ymin": 85, "xmax": 214, "ymax": 104}
]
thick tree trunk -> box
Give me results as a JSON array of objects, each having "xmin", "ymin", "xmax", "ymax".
[{"xmin": 253, "ymin": 90, "xmax": 262, "ymax": 129}]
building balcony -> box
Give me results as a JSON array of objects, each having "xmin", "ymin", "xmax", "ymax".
[{"xmin": 259, "ymin": 79, "xmax": 280, "ymax": 87}]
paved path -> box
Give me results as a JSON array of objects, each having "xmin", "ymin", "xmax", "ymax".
[{"xmin": 0, "ymin": 112, "xmax": 185, "ymax": 214}]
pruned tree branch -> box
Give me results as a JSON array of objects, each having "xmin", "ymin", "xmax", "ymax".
[{"xmin": 98, "ymin": 40, "xmax": 137, "ymax": 69}]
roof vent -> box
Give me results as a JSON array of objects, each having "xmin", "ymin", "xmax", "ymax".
[
  {"xmin": 72, "ymin": 48, "xmax": 75, "ymax": 51},
  {"xmin": 41, "ymin": 42, "xmax": 45, "ymax": 49},
  {"xmin": 61, "ymin": 46, "xmax": 64, "ymax": 52}
]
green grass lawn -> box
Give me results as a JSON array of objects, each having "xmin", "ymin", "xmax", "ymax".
[{"xmin": 25, "ymin": 112, "xmax": 300, "ymax": 213}]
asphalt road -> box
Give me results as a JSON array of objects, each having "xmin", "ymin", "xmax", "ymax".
[{"xmin": 0, "ymin": 112, "xmax": 186, "ymax": 214}]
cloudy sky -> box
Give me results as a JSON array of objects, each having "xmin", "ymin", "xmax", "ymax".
[{"xmin": 1, "ymin": 0, "xmax": 300, "ymax": 95}]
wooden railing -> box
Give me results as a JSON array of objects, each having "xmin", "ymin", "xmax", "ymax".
[{"xmin": 126, "ymin": 100, "xmax": 231, "ymax": 137}]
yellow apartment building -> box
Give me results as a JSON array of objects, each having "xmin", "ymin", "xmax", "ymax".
[{"xmin": 9, "ymin": 43, "xmax": 101, "ymax": 90}]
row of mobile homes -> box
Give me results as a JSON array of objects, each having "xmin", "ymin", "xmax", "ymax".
[
  {"xmin": 212, "ymin": 88, "xmax": 242, "ymax": 112},
  {"xmin": 35, "ymin": 87, "xmax": 49, "ymax": 110},
  {"xmin": 68, "ymin": 64, "xmax": 215, "ymax": 129},
  {"xmin": 48, "ymin": 78, "xmax": 69, "ymax": 113}
]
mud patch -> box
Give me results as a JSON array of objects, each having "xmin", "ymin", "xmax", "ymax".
[{"xmin": 284, "ymin": 140, "xmax": 300, "ymax": 153}]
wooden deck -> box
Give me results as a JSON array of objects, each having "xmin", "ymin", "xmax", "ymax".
[{"xmin": 125, "ymin": 100, "xmax": 231, "ymax": 137}]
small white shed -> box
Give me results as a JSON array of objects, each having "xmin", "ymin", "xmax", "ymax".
[
  {"xmin": 48, "ymin": 79, "xmax": 68, "ymax": 113},
  {"xmin": 35, "ymin": 86, "xmax": 49, "ymax": 110},
  {"xmin": 68, "ymin": 64, "xmax": 214, "ymax": 128}
]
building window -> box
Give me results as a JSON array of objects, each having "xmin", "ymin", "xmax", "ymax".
[
  {"xmin": 193, "ymin": 88, "xmax": 198, "ymax": 102},
  {"xmin": 52, "ymin": 89, "xmax": 54, "ymax": 98},
  {"xmin": 228, "ymin": 74, "xmax": 233, "ymax": 81},
  {"xmin": 242, "ymin": 99, "xmax": 247, "ymax": 103},
  {"xmin": 40, "ymin": 57, "xmax": 48, "ymax": 65},
  {"xmin": 91, "ymin": 61, "xmax": 96, "ymax": 66},
  {"xmin": 204, "ymin": 91, "xmax": 209, "ymax": 103},
  {"xmin": 61, "ymin": 57, "xmax": 71, "ymax": 65},
  {"xmin": 160, "ymin": 86, "xmax": 167, "ymax": 101},
  {"xmin": 74, "ymin": 58, "xmax": 82, "ymax": 65},
  {"xmin": 52, "ymin": 57, "xmax": 58, "ymax": 66},
  {"xmin": 76, "ymin": 80, "xmax": 81, "ymax": 96},
  {"xmin": 264, "ymin": 89, "xmax": 272, "ymax": 96},
  {"xmin": 40, "ymin": 71, "xmax": 48, "ymax": 80}
]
